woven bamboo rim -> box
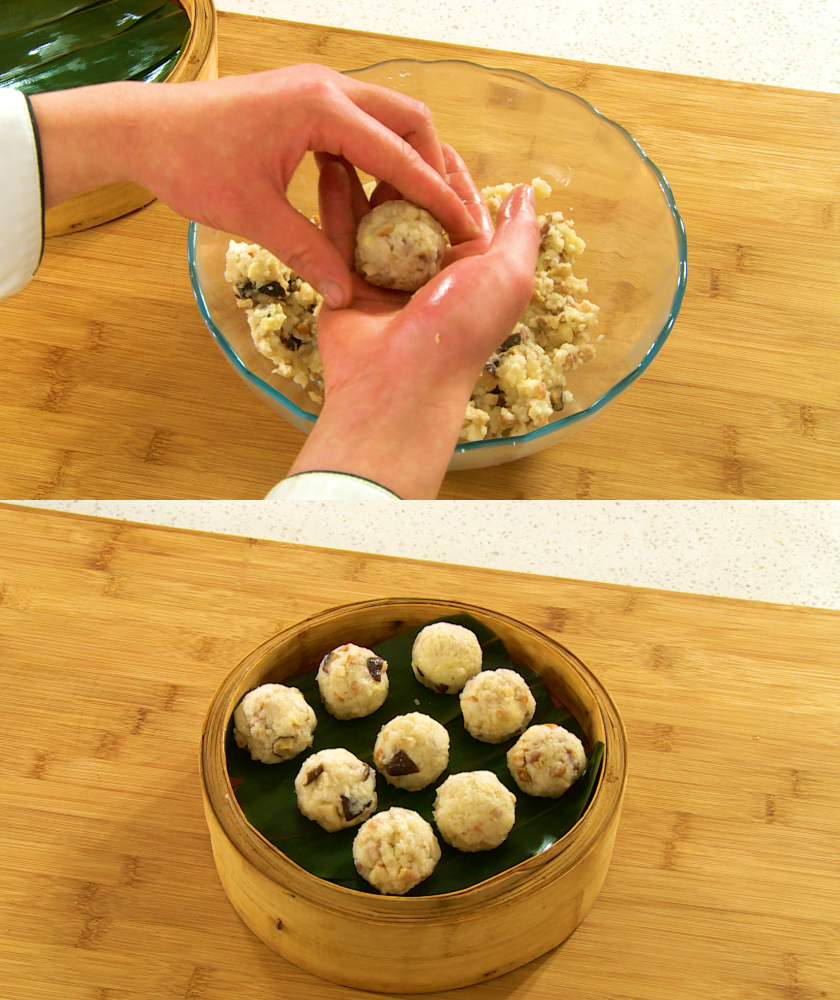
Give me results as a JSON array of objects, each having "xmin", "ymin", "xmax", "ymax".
[
  {"xmin": 200, "ymin": 599, "xmax": 626, "ymax": 990},
  {"xmin": 44, "ymin": 0, "xmax": 218, "ymax": 237}
]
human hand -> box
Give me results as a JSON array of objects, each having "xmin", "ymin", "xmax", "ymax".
[
  {"xmin": 29, "ymin": 64, "xmax": 478, "ymax": 307},
  {"xmin": 287, "ymin": 147, "xmax": 540, "ymax": 498}
]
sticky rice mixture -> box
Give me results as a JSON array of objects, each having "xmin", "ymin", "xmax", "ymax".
[
  {"xmin": 354, "ymin": 200, "xmax": 447, "ymax": 291},
  {"xmin": 232, "ymin": 683, "xmax": 317, "ymax": 764},
  {"xmin": 373, "ymin": 712, "xmax": 450, "ymax": 791},
  {"xmin": 353, "ymin": 807, "xmax": 441, "ymax": 895},
  {"xmin": 294, "ymin": 747, "xmax": 378, "ymax": 832},
  {"xmin": 317, "ymin": 643, "xmax": 390, "ymax": 720},
  {"xmin": 433, "ymin": 770, "xmax": 517, "ymax": 852},
  {"xmin": 224, "ymin": 178, "xmax": 600, "ymax": 442}
]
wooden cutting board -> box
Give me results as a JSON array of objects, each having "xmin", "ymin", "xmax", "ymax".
[
  {"xmin": 0, "ymin": 12, "xmax": 837, "ymax": 498},
  {"xmin": 1, "ymin": 504, "xmax": 838, "ymax": 999}
]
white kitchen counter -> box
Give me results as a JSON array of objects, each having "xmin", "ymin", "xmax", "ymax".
[
  {"xmin": 12, "ymin": 501, "xmax": 840, "ymax": 611},
  {"xmin": 218, "ymin": 0, "xmax": 839, "ymax": 93}
]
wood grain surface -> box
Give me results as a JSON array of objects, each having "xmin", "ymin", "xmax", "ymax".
[
  {"xmin": 0, "ymin": 504, "xmax": 838, "ymax": 998},
  {"xmin": 0, "ymin": 11, "xmax": 838, "ymax": 498}
]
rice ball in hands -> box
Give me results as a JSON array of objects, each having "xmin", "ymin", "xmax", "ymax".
[{"xmin": 354, "ymin": 200, "xmax": 447, "ymax": 292}]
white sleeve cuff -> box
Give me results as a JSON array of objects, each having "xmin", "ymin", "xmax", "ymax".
[
  {"xmin": 264, "ymin": 472, "xmax": 401, "ymax": 500},
  {"xmin": 0, "ymin": 88, "xmax": 43, "ymax": 299},
  {"xmin": 0, "ymin": 87, "xmax": 44, "ymax": 298}
]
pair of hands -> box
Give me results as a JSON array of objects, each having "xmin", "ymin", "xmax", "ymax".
[
  {"xmin": 31, "ymin": 64, "xmax": 539, "ymax": 497},
  {"xmin": 30, "ymin": 64, "xmax": 481, "ymax": 308},
  {"xmin": 289, "ymin": 149, "xmax": 539, "ymax": 497}
]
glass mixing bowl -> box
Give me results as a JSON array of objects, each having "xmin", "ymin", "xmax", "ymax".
[{"xmin": 188, "ymin": 59, "xmax": 687, "ymax": 471}]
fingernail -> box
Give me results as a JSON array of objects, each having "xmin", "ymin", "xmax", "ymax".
[
  {"xmin": 524, "ymin": 184, "xmax": 536, "ymax": 208},
  {"xmin": 319, "ymin": 280, "xmax": 345, "ymax": 309}
]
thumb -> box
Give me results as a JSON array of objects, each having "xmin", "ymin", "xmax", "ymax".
[
  {"xmin": 490, "ymin": 184, "xmax": 540, "ymax": 262},
  {"xmin": 252, "ymin": 198, "xmax": 354, "ymax": 309},
  {"xmin": 464, "ymin": 183, "xmax": 539, "ymax": 316},
  {"xmin": 404, "ymin": 183, "xmax": 539, "ymax": 365}
]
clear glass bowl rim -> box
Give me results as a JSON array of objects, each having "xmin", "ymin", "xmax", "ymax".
[{"xmin": 188, "ymin": 57, "xmax": 688, "ymax": 453}]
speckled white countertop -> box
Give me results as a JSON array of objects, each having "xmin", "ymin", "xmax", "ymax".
[
  {"xmin": 218, "ymin": 0, "xmax": 840, "ymax": 93},
  {"xmin": 9, "ymin": 6, "xmax": 839, "ymax": 610},
  {"xmin": 11, "ymin": 502, "xmax": 840, "ymax": 610}
]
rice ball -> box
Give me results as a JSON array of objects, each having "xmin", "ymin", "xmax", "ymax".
[
  {"xmin": 294, "ymin": 748, "xmax": 378, "ymax": 832},
  {"xmin": 411, "ymin": 622, "xmax": 482, "ymax": 694},
  {"xmin": 232, "ymin": 683, "xmax": 317, "ymax": 764},
  {"xmin": 353, "ymin": 807, "xmax": 441, "ymax": 895},
  {"xmin": 506, "ymin": 724, "xmax": 588, "ymax": 798},
  {"xmin": 433, "ymin": 770, "xmax": 516, "ymax": 852},
  {"xmin": 317, "ymin": 643, "xmax": 389, "ymax": 720},
  {"xmin": 459, "ymin": 668, "xmax": 536, "ymax": 744},
  {"xmin": 373, "ymin": 712, "xmax": 450, "ymax": 791},
  {"xmin": 354, "ymin": 200, "xmax": 447, "ymax": 292}
]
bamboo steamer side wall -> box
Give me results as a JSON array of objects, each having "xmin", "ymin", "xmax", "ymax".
[
  {"xmin": 43, "ymin": 0, "xmax": 218, "ymax": 238},
  {"xmin": 202, "ymin": 783, "xmax": 624, "ymax": 993},
  {"xmin": 200, "ymin": 599, "xmax": 628, "ymax": 993}
]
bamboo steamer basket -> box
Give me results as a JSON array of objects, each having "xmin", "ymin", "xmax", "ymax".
[
  {"xmin": 201, "ymin": 599, "xmax": 627, "ymax": 993},
  {"xmin": 44, "ymin": 0, "xmax": 218, "ymax": 238}
]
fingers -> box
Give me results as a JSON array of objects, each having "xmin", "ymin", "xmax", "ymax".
[
  {"xmin": 314, "ymin": 152, "xmax": 370, "ymax": 224},
  {"xmin": 441, "ymin": 144, "xmax": 484, "ymax": 213},
  {"xmin": 311, "ymin": 94, "xmax": 479, "ymax": 244},
  {"xmin": 439, "ymin": 143, "xmax": 493, "ymax": 264},
  {"xmin": 317, "ymin": 158, "xmax": 358, "ymax": 269},
  {"xmin": 442, "ymin": 144, "xmax": 493, "ymax": 241},
  {"xmin": 368, "ymin": 146, "xmax": 492, "ymax": 268},
  {"xmin": 491, "ymin": 184, "xmax": 539, "ymax": 258},
  {"xmin": 484, "ymin": 184, "xmax": 540, "ymax": 302},
  {"xmin": 316, "ymin": 156, "xmax": 413, "ymax": 310},
  {"xmin": 407, "ymin": 183, "xmax": 539, "ymax": 365},
  {"xmin": 250, "ymin": 197, "xmax": 354, "ymax": 309},
  {"xmin": 369, "ymin": 180, "xmax": 403, "ymax": 209},
  {"xmin": 342, "ymin": 77, "xmax": 448, "ymax": 178}
]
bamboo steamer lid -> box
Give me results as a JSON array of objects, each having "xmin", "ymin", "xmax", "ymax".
[
  {"xmin": 44, "ymin": 0, "xmax": 218, "ymax": 238},
  {"xmin": 201, "ymin": 599, "xmax": 627, "ymax": 993}
]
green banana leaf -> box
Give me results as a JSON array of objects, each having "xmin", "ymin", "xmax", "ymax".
[
  {"xmin": 0, "ymin": 1, "xmax": 171, "ymax": 84},
  {"xmin": 226, "ymin": 614, "xmax": 605, "ymax": 896},
  {"xmin": 0, "ymin": 1, "xmax": 112, "ymax": 38},
  {"xmin": 0, "ymin": 1, "xmax": 190, "ymax": 94},
  {"xmin": 136, "ymin": 47, "xmax": 179, "ymax": 82}
]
